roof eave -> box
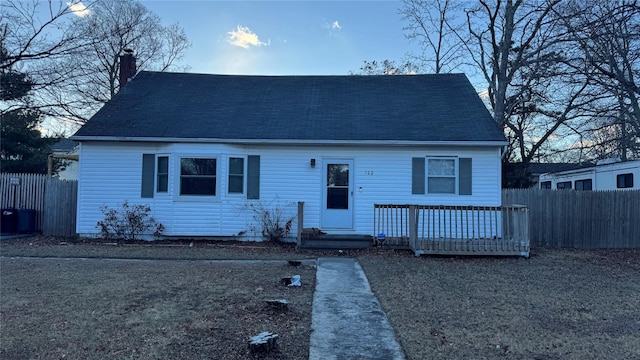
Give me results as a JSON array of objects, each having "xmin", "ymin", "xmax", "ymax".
[{"xmin": 70, "ymin": 136, "xmax": 508, "ymax": 147}]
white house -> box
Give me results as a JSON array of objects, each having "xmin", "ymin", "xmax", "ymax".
[
  {"xmin": 71, "ymin": 68, "xmax": 507, "ymax": 240},
  {"xmin": 539, "ymin": 159, "xmax": 640, "ymax": 191}
]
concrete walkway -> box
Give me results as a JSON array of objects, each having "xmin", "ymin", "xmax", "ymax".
[{"xmin": 309, "ymin": 257, "xmax": 405, "ymax": 360}]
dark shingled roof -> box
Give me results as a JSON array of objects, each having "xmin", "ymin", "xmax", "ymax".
[{"xmin": 73, "ymin": 71, "xmax": 506, "ymax": 143}]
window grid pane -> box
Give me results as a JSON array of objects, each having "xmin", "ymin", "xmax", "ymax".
[
  {"xmin": 428, "ymin": 178, "xmax": 456, "ymax": 194},
  {"xmin": 428, "ymin": 159, "xmax": 455, "ymax": 176},
  {"xmin": 181, "ymin": 158, "xmax": 216, "ymax": 176},
  {"xmin": 229, "ymin": 158, "xmax": 244, "ymax": 175},
  {"xmin": 229, "ymin": 175, "xmax": 244, "ymax": 194},
  {"xmin": 327, "ymin": 164, "xmax": 349, "ymax": 186}
]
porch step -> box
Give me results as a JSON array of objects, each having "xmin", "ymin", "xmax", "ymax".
[{"xmin": 299, "ymin": 234, "xmax": 374, "ymax": 250}]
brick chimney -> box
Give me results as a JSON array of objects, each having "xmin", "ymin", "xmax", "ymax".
[{"xmin": 118, "ymin": 49, "xmax": 137, "ymax": 88}]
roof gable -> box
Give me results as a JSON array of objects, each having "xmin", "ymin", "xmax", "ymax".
[{"xmin": 73, "ymin": 72, "xmax": 506, "ymax": 143}]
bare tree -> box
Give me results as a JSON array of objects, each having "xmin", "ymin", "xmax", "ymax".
[
  {"xmin": 0, "ymin": 1, "xmax": 96, "ymax": 119},
  {"xmin": 399, "ymin": 0, "xmax": 466, "ymax": 74},
  {"xmin": 556, "ymin": 1, "xmax": 640, "ymax": 160},
  {"xmin": 0, "ymin": 1, "xmax": 91, "ymax": 70},
  {"xmin": 463, "ymin": 1, "xmax": 613, "ymax": 169},
  {"xmin": 351, "ymin": 59, "xmax": 420, "ymax": 75},
  {"xmin": 1, "ymin": 0, "xmax": 191, "ymax": 125},
  {"xmin": 62, "ymin": 0, "xmax": 191, "ymax": 121}
]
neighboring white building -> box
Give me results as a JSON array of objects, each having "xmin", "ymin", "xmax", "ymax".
[
  {"xmin": 539, "ymin": 159, "xmax": 640, "ymax": 191},
  {"xmin": 71, "ymin": 71, "xmax": 507, "ymax": 240},
  {"xmin": 50, "ymin": 138, "xmax": 79, "ymax": 180}
]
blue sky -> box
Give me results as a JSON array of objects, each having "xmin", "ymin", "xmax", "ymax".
[{"xmin": 139, "ymin": 1, "xmax": 419, "ymax": 75}]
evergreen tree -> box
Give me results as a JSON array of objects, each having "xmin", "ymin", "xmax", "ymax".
[{"xmin": 1, "ymin": 46, "xmax": 60, "ymax": 174}]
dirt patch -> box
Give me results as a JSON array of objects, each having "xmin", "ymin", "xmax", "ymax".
[
  {"xmin": 0, "ymin": 235, "xmax": 315, "ymax": 261},
  {"xmin": 0, "ymin": 257, "xmax": 315, "ymax": 360},
  {"xmin": 358, "ymin": 248, "xmax": 640, "ymax": 360}
]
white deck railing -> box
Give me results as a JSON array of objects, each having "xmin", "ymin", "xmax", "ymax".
[{"xmin": 374, "ymin": 204, "xmax": 530, "ymax": 257}]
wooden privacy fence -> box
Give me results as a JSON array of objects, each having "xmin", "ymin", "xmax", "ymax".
[
  {"xmin": 1, "ymin": 173, "xmax": 77, "ymax": 237},
  {"xmin": 374, "ymin": 204, "xmax": 530, "ymax": 257},
  {"xmin": 503, "ymin": 189, "xmax": 640, "ymax": 248}
]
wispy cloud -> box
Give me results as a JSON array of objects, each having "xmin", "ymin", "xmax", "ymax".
[
  {"xmin": 323, "ymin": 20, "xmax": 342, "ymax": 31},
  {"xmin": 67, "ymin": 2, "xmax": 90, "ymax": 17},
  {"xmin": 227, "ymin": 25, "xmax": 269, "ymax": 49}
]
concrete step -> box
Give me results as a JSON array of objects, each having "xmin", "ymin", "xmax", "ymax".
[{"xmin": 299, "ymin": 235, "xmax": 374, "ymax": 250}]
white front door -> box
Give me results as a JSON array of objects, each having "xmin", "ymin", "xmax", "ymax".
[{"xmin": 321, "ymin": 159, "xmax": 354, "ymax": 229}]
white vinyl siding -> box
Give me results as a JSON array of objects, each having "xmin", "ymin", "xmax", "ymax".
[{"xmin": 76, "ymin": 143, "xmax": 502, "ymax": 238}]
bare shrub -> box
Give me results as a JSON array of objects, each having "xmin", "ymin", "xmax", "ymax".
[
  {"xmin": 243, "ymin": 198, "xmax": 296, "ymax": 243},
  {"xmin": 96, "ymin": 201, "xmax": 163, "ymax": 241}
]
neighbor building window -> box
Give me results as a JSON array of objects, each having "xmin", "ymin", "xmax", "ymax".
[
  {"xmin": 540, "ymin": 181, "xmax": 552, "ymax": 189},
  {"xmin": 228, "ymin": 157, "xmax": 245, "ymax": 194},
  {"xmin": 574, "ymin": 179, "xmax": 592, "ymax": 191},
  {"xmin": 427, "ymin": 158, "xmax": 456, "ymax": 194},
  {"xmin": 180, "ymin": 158, "xmax": 216, "ymax": 195},
  {"xmin": 157, "ymin": 156, "xmax": 168, "ymax": 192},
  {"xmin": 556, "ymin": 181, "xmax": 571, "ymax": 190},
  {"xmin": 617, "ymin": 173, "xmax": 634, "ymax": 188}
]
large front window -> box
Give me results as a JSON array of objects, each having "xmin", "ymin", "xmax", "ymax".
[
  {"xmin": 180, "ymin": 158, "xmax": 216, "ymax": 195},
  {"xmin": 427, "ymin": 158, "xmax": 456, "ymax": 194}
]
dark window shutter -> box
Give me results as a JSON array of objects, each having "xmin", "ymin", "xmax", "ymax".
[
  {"xmin": 247, "ymin": 155, "xmax": 260, "ymax": 199},
  {"xmin": 412, "ymin": 157, "xmax": 425, "ymax": 194},
  {"xmin": 141, "ymin": 154, "xmax": 155, "ymax": 198},
  {"xmin": 459, "ymin": 158, "xmax": 472, "ymax": 195}
]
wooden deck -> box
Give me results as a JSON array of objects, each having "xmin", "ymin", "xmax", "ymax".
[{"xmin": 374, "ymin": 204, "xmax": 530, "ymax": 257}]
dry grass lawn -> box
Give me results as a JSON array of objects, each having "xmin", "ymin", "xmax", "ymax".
[
  {"xmin": 359, "ymin": 248, "xmax": 640, "ymax": 360},
  {"xmin": 0, "ymin": 256, "xmax": 315, "ymax": 360},
  {"xmin": 2, "ymin": 237, "xmax": 640, "ymax": 360}
]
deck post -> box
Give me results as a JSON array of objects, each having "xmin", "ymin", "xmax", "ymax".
[
  {"xmin": 408, "ymin": 205, "xmax": 422, "ymax": 255},
  {"xmin": 297, "ymin": 201, "xmax": 304, "ymax": 248}
]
